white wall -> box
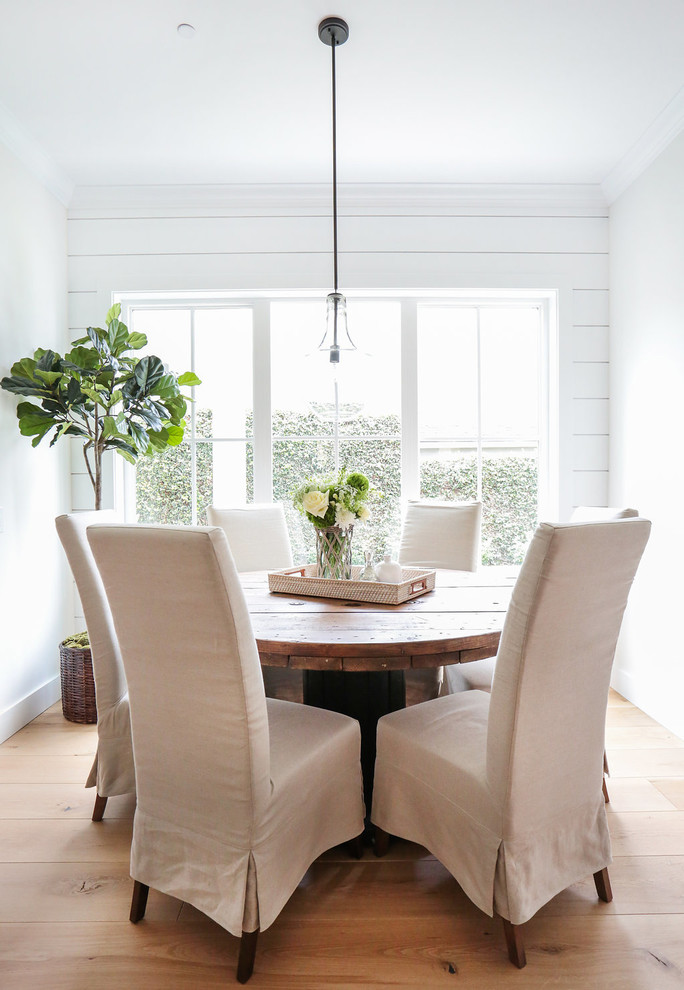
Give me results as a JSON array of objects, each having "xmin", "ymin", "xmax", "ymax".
[
  {"xmin": 67, "ymin": 182, "xmax": 610, "ymax": 520},
  {"xmin": 610, "ymin": 132, "xmax": 684, "ymax": 737},
  {"xmin": 0, "ymin": 143, "xmax": 71, "ymax": 741}
]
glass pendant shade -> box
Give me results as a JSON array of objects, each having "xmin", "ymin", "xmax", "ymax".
[{"xmin": 318, "ymin": 292, "xmax": 357, "ymax": 366}]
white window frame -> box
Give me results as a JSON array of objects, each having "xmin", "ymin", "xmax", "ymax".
[{"xmin": 116, "ymin": 288, "xmax": 558, "ymax": 525}]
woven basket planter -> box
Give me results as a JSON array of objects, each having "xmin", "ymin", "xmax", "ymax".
[{"xmin": 59, "ymin": 641, "xmax": 97, "ymax": 724}]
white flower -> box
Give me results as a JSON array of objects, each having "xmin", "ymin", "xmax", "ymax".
[
  {"xmin": 357, "ymin": 505, "xmax": 371, "ymax": 523},
  {"xmin": 335, "ymin": 505, "xmax": 356, "ymax": 529},
  {"xmin": 302, "ymin": 489, "xmax": 329, "ymax": 519}
]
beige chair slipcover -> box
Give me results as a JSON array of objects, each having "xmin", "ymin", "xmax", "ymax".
[
  {"xmin": 206, "ymin": 503, "xmax": 293, "ymax": 571},
  {"xmin": 207, "ymin": 502, "xmax": 299, "ymax": 703},
  {"xmin": 569, "ymin": 505, "xmax": 638, "ymax": 522},
  {"xmin": 445, "ymin": 505, "xmax": 640, "ymax": 696},
  {"xmin": 87, "ymin": 523, "xmax": 365, "ymax": 979},
  {"xmin": 55, "ymin": 512, "xmax": 135, "ymax": 818},
  {"xmin": 398, "ymin": 499, "xmax": 482, "ymax": 571},
  {"xmin": 398, "ymin": 500, "xmax": 482, "ymax": 704},
  {"xmin": 372, "ymin": 518, "xmax": 650, "ymax": 963}
]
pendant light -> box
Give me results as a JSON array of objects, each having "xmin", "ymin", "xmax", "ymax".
[{"xmin": 317, "ymin": 16, "xmax": 355, "ymax": 369}]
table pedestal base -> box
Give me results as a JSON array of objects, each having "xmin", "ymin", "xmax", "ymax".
[{"xmin": 303, "ymin": 669, "xmax": 406, "ymax": 815}]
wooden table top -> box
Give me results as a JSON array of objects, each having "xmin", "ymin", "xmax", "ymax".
[{"xmin": 241, "ymin": 567, "xmax": 517, "ymax": 672}]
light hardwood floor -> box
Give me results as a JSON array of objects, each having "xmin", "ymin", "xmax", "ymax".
[{"xmin": 1, "ymin": 691, "xmax": 683, "ymax": 989}]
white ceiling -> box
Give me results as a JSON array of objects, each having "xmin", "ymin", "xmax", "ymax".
[{"xmin": 2, "ymin": 0, "xmax": 684, "ymax": 196}]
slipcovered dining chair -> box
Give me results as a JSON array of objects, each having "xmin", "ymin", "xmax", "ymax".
[
  {"xmin": 398, "ymin": 500, "xmax": 482, "ymax": 705},
  {"xmin": 372, "ymin": 518, "xmax": 651, "ymax": 968},
  {"xmin": 88, "ymin": 523, "xmax": 365, "ymax": 984},
  {"xmin": 569, "ymin": 505, "xmax": 638, "ymax": 522},
  {"xmin": 207, "ymin": 503, "xmax": 299, "ymax": 702},
  {"xmin": 398, "ymin": 499, "xmax": 482, "ymax": 572},
  {"xmin": 444, "ymin": 506, "xmax": 639, "ymax": 694},
  {"xmin": 206, "ymin": 503, "xmax": 293, "ymax": 571},
  {"xmin": 445, "ymin": 505, "xmax": 641, "ymax": 800},
  {"xmin": 55, "ymin": 511, "xmax": 135, "ymax": 821}
]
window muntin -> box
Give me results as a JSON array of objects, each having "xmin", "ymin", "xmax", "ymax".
[{"xmin": 123, "ymin": 293, "xmax": 551, "ymax": 565}]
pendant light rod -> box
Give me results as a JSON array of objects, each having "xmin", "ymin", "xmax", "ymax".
[
  {"xmin": 331, "ymin": 36, "xmax": 339, "ymax": 293},
  {"xmin": 319, "ymin": 17, "xmax": 349, "ymax": 298}
]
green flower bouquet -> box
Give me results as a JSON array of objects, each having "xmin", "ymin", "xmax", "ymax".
[{"xmin": 293, "ymin": 469, "xmax": 372, "ymax": 578}]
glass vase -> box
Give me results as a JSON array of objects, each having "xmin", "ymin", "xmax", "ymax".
[{"xmin": 315, "ymin": 525, "xmax": 353, "ymax": 580}]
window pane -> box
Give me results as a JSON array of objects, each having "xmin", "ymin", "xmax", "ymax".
[
  {"xmin": 136, "ymin": 441, "xmax": 193, "ymax": 525},
  {"xmin": 207, "ymin": 439, "xmax": 252, "ymax": 508},
  {"xmin": 271, "ymin": 300, "xmax": 401, "ymax": 437},
  {"xmin": 131, "ymin": 308, "xmax": 191, "ymax": 373},
  {"xmin": 195, "ymin": 308, "xmax": 253, "ymax": 439},
  {"xmin": 419, "ymin": 449, "xmax": 478, "ymax": 502},
  {"xmin": 271, "ymin": 301, "xmax": 334, "ymax": 436},
  {"xmin": 418, "ymin": 307, "xmax": 478, "ymax": 440},
  {"xmin": 480, "ymin": 308, "xmax": 539, "ymax": 438},
  {"xmin": 339, "ymin": 438, "xmax": 402, "ymax": 561},
  {"xmin": 481, "ymin": 449, "xmax": 538, "ymax": 566}
]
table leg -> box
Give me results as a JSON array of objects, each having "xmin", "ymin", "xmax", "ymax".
[{"xmin": 302, "ymin": 669, "xmax": 406, "ymax": 815}]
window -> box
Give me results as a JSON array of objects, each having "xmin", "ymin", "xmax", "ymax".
[{"xmin": 123, "ymin": 291, "xmax": 554, "ymax": 565}]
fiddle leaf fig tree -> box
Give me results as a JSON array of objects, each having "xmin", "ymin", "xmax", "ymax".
[{"xmin": 0, "ymin": 304, "xmax": 201, "ymax": 509}]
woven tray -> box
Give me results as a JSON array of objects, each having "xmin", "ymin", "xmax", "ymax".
[
  {"xmin": 267, "ymin": 564, "xmax": 436, "ymax": 605},
  {"xmin": 59, "ymin": 643, "xmax": 97, "ymax": 724}
]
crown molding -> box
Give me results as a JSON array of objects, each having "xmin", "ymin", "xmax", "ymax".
[
  {"xmin": 602, "ymin": 86, "xmax": 684, "ymax": 204},
  {"xmin": 68, "ymin": 181, "xmax": 607, "ymax": 216},
  {"xmin": 0, "ymin": 102, "xmax": 73, "ymax": 206}
]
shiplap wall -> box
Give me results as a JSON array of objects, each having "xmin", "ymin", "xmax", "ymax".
[{"xmin": 66, "ymin": 183, "xmax": 609, "ymax": 518}]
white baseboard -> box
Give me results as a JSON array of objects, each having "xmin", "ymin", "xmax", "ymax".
[
  {"xmin": 612, "ymin": 667, "xmax": 684, "ymax": 740},
  {"xmin": 0, "ymin": 677, "xmax": 61, "ymax": 744}
]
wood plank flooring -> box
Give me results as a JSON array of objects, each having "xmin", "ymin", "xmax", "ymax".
[{"xmin": 1, "ymin": 691, "xmax": 683, "ymax": 989}]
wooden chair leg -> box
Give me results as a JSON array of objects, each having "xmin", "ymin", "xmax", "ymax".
[
  {"xmin": 373, "ymin": 826, "xmax": 390, "ymax": 858},
  {"xmin": 348, "ymin": 833, "xmax": 364, "ymax": 859},
  {"xmin": 237, "ymin": 929, "xmax": 259, "ymax": 984},
  {"xmin": 129, "ymin": 880, "xmax": 149, "ymax": 923},
  {"xmin": 594, "ymin": 866, "xmax": 613, "ymax": 903},
  {"xmin": 602, "ymin": 777, "xmax": 610, "ymax": 803},
  {"xmin": 92, "ymin": 793, "xmax": 108, "ymax": 822},
  {"xmin": 502, "ymin": 918, "xmax": 527, "ymax": 968}
]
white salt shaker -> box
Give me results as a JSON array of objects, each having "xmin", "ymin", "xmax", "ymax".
[{"xmin": 374, "ymin": 553, "xmax": 402, "ymax": 583}]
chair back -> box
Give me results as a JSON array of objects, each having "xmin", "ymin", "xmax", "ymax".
[
  {"xmin": 486, "ymin": 518, "xmax": 650, "ymax": 828},
  {"xmin": 87, "ymin": 524, "xmax": 271, "ymax": 842},
  {"xmin": 398, "ymin": 500, "xmax": 482, "ymax": 571},
  {"xmin": 55, "ymin": 510, "xmax": 128, "ymax": 716},
  {"xmin": 570, "ymin": 505, "xmax": 638, "ymax": 521},
  {"xmin": 207, "ymin": 503, "xmax": 293, "ymax": 572},
  {"xmin": 56, "ymin": 510, "xmax": 135, "ymax": 797}
]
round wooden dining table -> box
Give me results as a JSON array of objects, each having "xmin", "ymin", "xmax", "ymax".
[{"xmin": 241, "ymin": 567, "xmax": 517, "ymax": 810}]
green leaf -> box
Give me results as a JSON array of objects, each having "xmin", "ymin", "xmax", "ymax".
[
  {"xmin": 134, "ymin": 355, "xmax": 166, "ymax": 393},
  {"xmin": 164, "ymin": 394, "xmax": 187, "ymax": 422},
  {"xmin": 151, "ymin": 373, "xmax": 177, "ymax": 397},
  {"xmin": 65, "ymin": 345, "xmax": 101, "ymax": 370},
  {"xmin": 108, "ymin": 318, "xmax": 130, "ymax": 356},
  {"xmin": 80, "ymin": 387, "xmax": 107, "ymax": 405},
  {"xmin": 127, "ymin": 420, "xmax": 150, "ymax": 451},
  {"xmin": 105, "ymin": 303, "xmax": 121, "ymax": 326},
  {"xmin": 34, "ymin": 369, "xmax": 63, "ymax": 386},
  {"xmin": 9, "ymin": 357, "xmax": 37, "ymax": 379},
  {"xmin": 16, "ymin": 400, "xmax": 53, "ymax": 420},
  {"xmin": 164, "ymin": 424, "xmax": 185, "ymax": 446},
  {"xmin": 18, "ymin": 407, "xmax": 57, "ymax": 441},
  {"xmin": 35, "ymin": 349, "xmax": 60, "ymax": 372},
  {"xmin": 127, "ymin": 332, "xmax": 147, "ymax": 350},
  {"xmin": 101, "ymin": 416, "xmax": 119, "ymax": 438},
  {"xmin": 109, "ymin": 443, "xmax": 136, "ymax": 464},
  {"xmin": 177, "ymin": 371, "xmax": 201, "ymax": 387},
  {"xmin": 135, "ymin": 406, "xmax": 163, "ymax": 432},
  {"xmin": 0, "ymin": 375, "xmax": 49, "ymax": 397}
]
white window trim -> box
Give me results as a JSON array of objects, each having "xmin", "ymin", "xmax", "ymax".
[{"xmin": 115, "ymin": 288, "xmax": 558, "ymax": 525}]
